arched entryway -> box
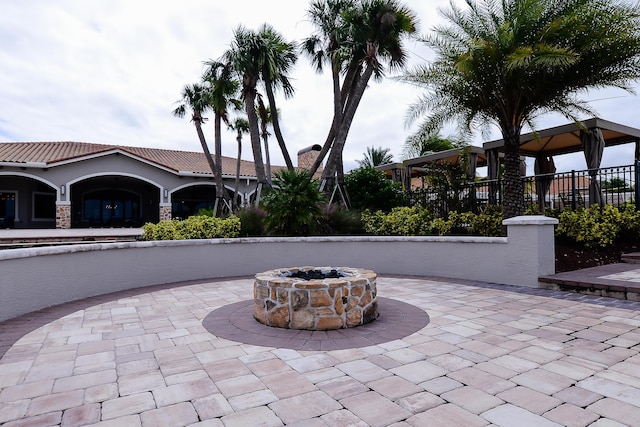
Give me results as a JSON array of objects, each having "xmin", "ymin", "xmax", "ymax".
[
  {"xmin": 170, "ymin": 185, "xmax": 217, "ymax": 220},
  {"xmin": 0, "ymin": 174, "xmax": 57, "ymax": 229},
  {"xmin": 70, "ymin": 176, "xmax": 159, "ymax": 228}
]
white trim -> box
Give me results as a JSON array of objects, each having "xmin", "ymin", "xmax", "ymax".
[
  {"xmin": 0, "ymin": 171, "xmax": 61, "ymax": 200},
  {"xmin": 0, "ymin": 161, "xmax": 48, "ymax": 168},
  {"xmin": 66, "ymin": 172, "xmax": 163, "ymax": 194},
  {"xmin": 168, "ymin": 181, "xmax": 235, "ymax": 197}
]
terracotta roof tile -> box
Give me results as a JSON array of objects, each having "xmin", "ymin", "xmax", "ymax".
[{"xmin": 0, "ymin": 141, "xmax": 266, "ymax": 178}]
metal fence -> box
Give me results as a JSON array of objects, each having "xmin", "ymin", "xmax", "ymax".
[{"xmin": 407, "ymin": 161, "xmax": 639, "ymax": 217}]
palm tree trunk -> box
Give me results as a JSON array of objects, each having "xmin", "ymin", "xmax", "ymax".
[
  {"xmin": 262, "ymin": 133, "xmax": 272, "ymax": 186},
  {"xmin": 323, "ymin": 63, "xmax": 375, "ymax": 188},
  {"xmin": 245, "ymin": 88, "xmax": 268, "ymax": 200},
  {"xmin": 309, "ymin": 64, "xmax": 343, "ymax": 178},
  {"xmin": 265, "ymin": 82, "xmax": 294, "ymax": 170},
  {"xmin": 213, "ymin": 114, "xmax": 226, "ymax": 216},
  {"xmin": 502, "ymin": 127, "xmax": 524, "ymax": 219},
  {"xmin": 233, "ymin": 130, "xmax": 242, "ymax": 210},
  {"xmin": 194, "ymin": 118, "xmax": 219, "ymax": 213}
]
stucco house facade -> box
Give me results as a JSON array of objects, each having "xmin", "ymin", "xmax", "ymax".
[{"xmin": 0, "ymin": 141, "xmax": 320, "ymax": 229}]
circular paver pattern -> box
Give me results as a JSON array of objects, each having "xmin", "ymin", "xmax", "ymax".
[{"xmin": 203, "ymin": 296, "xmax": 430, "ymax": 350}]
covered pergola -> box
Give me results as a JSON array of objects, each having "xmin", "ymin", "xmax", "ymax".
[
  {"xmin": 377, "ymin": 146, "xmax": 489, "ymax": 190},
  {"xmin": 482, "ymin": 118, "xmax": 640, "ymax": 209}
]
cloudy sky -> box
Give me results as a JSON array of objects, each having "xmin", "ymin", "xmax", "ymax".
[{"xmin": 1, "ymin": 0, "xmax": 638, "ymax": 174}]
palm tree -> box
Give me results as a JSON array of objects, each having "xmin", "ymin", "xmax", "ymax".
[
  {"xmin": 202, "ymin": 60, "xmax": 240, "ymax": 215},
  {"xmin": 257, "ymin": 23, "xmax": 297, "ymax": 171},
  {"xmin": 402, "ymin": 130, "xmax": 459, "ymax": 159},
  {"xmin": 173, "ymin": 83, "xmax": 219, "ymax": 212},
  {"xmin": 225, "ymin": 26, "xmax": 269, "ymax": 199},
  {"xmin": 228, "ymin": 117, "xmax": 250, "ymax": 209},
  {"xmin": 401, "ymin": 0, "xmax": 640, "ymax": 218},
  {"xmin": 357, "ymin": 146, "xmax": 393, "ymax": 167},
  {"xmin": 303, "ymin": 0, "xmax": 418, "ymax": 203}
]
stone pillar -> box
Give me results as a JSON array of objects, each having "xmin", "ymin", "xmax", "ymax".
[
  {"xmin": 159, "ymin": 203, "xmax": 172, "ymax": 222},
  {"xmin": 56, "ymin": 202, "xmax": 71, "ymax": 229},
  {"xmin": 503, "ymin": 215, "xmax": 558, "ymax": 287}
]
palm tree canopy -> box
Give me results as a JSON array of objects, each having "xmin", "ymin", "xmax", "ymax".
[
  {"xmin": 403, "ymin": 0, "xmax": 640, "ymax": 136},
  {"xmin": 303, "ymin": 0, "xmax": 418, "ymax": 79},
  {"xmin": 345, "ymin": 0, "xmax": 418, "ymax": 78},
  {"xmin": 172, "ymin": 83, "xmax": 211, "ymax": 122},
  {"xmin": 402, "ymin": 131, "xmax": 460, "ymax": 159},
  {"xmin": 202, "ymin": 60, "xmax": 240, "ymax": 124},
  {"xmin": 358, "ymin": 145, "xmax": 394, "ymax": 167},
  {"xmin": 302, "ymin": 0, "xmax": 358, "ymax": 74},
  {"xmin": 257, "ymin": 23, "xmax": 298, "ymax": 98}
]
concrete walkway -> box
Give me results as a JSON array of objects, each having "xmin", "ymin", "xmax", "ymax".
[
  {"xmin": 1, "ymin": 276, "xmax": 640, "ymax": 426},
  {"xmin": 0, "ymin": 229, "xmax": 143, "ymax": 246}
]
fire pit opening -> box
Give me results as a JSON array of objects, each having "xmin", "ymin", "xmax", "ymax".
[{"xmin": 254, "ymin": 267, "xmax": 379, "ymax": 330}]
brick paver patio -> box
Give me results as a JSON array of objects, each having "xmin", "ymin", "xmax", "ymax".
[{"xmin": 1, "ymin": 275, "xmax": 639, "ymax": 426}]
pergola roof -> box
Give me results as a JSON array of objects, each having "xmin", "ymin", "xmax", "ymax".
[
  {"xmin": 482, "ymin": 118, "xmax": 640, "ymax": 157},
  {"xmin": 403, "ymin": 146, "xmax": 488, "ymax": 169}
]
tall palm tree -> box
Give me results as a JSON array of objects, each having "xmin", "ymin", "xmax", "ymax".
[
  {"xmin": 401, "ymin": 0, "xmax": 640, "ymax": 218},
  {"xmin": 228, "ymin": 116, "xmax": 250, "ymax": 209},
  {"xmin": 357, "ymin": 145, "xmax": 393, "ymax": 167},
  {"xmin": 303, "ymin": 0, "xmax": 418, "ymax": 203},
  {"xmin": 303, "ymin": 0, "xmax": 357, "ymax": 182},
  {"xmin": 202, "ymin": 60, "xmax": 240, "ymax": 215},
  {"xmin": 225, "ymin": 26, "xmax": 269, "ymax": 199},
  {"xmin": 173, "ymin": 83, "xmax": 219, "ymax": 211},
  {"xmin": 257, "ymin": 23, "xmax": 297, "ymax": 171}
]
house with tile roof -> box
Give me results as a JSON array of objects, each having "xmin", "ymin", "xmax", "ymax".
[{"xmin": 0, "ymin": 141, "xmax": 320, "ymax": 229}]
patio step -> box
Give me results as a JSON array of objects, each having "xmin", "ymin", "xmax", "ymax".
[
  {"xmin": 539, "ymin": 263, "xmax": 640, "ymax": 302},
  {"xmin": 622, "ymin": 252, "xmax": 640, "ymax": 264}
]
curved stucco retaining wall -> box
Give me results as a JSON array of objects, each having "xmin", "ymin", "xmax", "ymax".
[{"xmin": 0, "ymin": 216, "xmax": 557, "ymax": 322}]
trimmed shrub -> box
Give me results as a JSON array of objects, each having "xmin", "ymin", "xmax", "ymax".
[
  {"xmin": 322, "ymin": 205, "xmax": 364, "ymax": 235},
  {"xmin": 142, "ymin": 215, "xmax": 241, "ymax": 240},
  {"xmin": 461, "ymin": 205, "xmax": 504, "ymax": 237},
  {"xmin": 236, "ymin": 206, "xmax": 266, "ymax": 237},
  {"xmin": 556, "ymin": 205, "xmax": 622, "ymax": 248},
  {"xmin": 361, "ymin": 207, "xmax": 434, "ymax": 236},
  {"xmin": 345, "ymin": 166, "xmax": 404, "ymax": 212},
  {"xmin": 361, "ymin": 205, "xmax": 504, "ymax": 237}
]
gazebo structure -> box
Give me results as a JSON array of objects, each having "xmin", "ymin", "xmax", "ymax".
[
  {"xmin": 377, "ymin": 146, "xmax": 489, "ymax": 191},
  {"xmin": 483, "ymin": 118, "xmax": 640, "ymax": 210}
]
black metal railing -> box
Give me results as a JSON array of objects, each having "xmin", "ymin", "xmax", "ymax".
[
  {"xmin": 406, "ymin": 161, "xmax": 638, "ymax": 217},
  {"xmin": 522, "ymin": 163, "xmax": 638, "ymax": 211}
]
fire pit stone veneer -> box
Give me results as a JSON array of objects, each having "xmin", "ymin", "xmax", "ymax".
[{"xmin": 254, "ymin": 267, "xmax": 378, "ymax": 330}]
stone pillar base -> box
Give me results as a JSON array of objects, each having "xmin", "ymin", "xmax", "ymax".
[
  {"xmin": 56, "ymin": 203, "xmax": 71, "ymax": 229},
  {"xmin": 159, "ymin": 204, "xmax": 172, "ymax": 222}
]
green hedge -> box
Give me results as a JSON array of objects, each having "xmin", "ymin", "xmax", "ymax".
[
  {"xmin": 556, "ymin": 203, "xmax": 640, "ymax": 248},
  {"xmin": 142, "ymin": 215, "xmax": 241, "ymax": 240},
  {"xmin": 361, "ymin": 206, "xmax": 504, "ymax": 237}
]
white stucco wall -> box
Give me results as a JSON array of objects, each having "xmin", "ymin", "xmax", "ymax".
[{"xmin": 0, "ymin": 216, "xmax": 557, "ymax": 322}]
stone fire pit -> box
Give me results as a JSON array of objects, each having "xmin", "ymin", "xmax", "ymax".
[{"xmin": 254, "ymin": 267, "xmax": 378, "ymax": 330}]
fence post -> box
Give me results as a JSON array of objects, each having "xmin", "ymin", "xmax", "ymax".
[
  {"xmin": 634, "ymin": 160, "xmax": 640, "ymax": 210},
  {"xmin": 571, "ymin": 170, "xmax": 577, "ymax": 210}
]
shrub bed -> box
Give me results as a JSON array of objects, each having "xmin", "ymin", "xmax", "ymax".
[{"xmin": 142, "ymin": 215, "xmax": 241, "ymax": 240}]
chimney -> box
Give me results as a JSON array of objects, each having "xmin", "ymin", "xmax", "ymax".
[{"xmin": 297, "ymin": 145, "xmax": 323, "ymax": 175}]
